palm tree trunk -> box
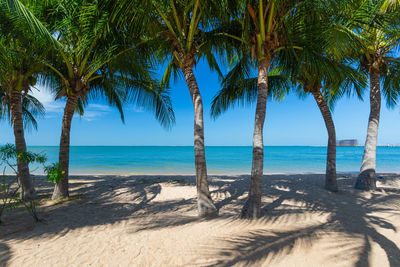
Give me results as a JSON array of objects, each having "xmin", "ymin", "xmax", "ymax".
[
  {"xmin": 311, "ymin": 90, "xmax": 338, "ymax": 192},
  {"xmin": 182, "ymin": 65, "xmax": 217, "ymax": 217},
  {"xmin": 10, "ymin": 89, "xmax": 34, "ymax": 200},
  {"xmin": 241, "ymin": 59, "xmax": 269, "ymax": 219},
  {"xmin": 355, "ymin": 66, "xmax": 381, "ymax": 190},
  {"xmin": 52, "ymin": 93, "xmax": 79, "ymax": 200}
]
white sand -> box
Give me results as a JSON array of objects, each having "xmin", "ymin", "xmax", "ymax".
[{"xmin": 1, "ymin": 173, "xmax": 399, "ymax": 266}]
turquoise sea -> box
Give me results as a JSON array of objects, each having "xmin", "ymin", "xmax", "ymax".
[{"xmin": 24, "ymin": 146, "xmax": 400, "ymax": 175}]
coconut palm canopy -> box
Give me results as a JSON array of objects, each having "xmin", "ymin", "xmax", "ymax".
[{"xmin": 40, "ymin": 0, "xmax": 175, "ymax": 125}]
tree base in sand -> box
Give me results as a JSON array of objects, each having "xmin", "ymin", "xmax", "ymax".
[
  {"xmin": 197, "ymin": 192, "xmax": 218, "ymax": 218},
  {"xmin": 241, "ymin": 198, "xmax": 261, "ymax": 219},
  {"xmin": 355, "ymin": 169, "xmax": 377, "ymax": 191},
  {"xmin": 325, "ymin": 182, "xmax": 339, "ymax": 192}
]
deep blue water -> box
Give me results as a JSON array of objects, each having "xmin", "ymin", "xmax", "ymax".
[{"xmin": 23, "ymin": 146, "xmax": 400, "ymax": 175}]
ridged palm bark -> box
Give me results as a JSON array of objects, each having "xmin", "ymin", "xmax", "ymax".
[
  {"xmin": 52, "ymin": 93, "xmax": 79, "ymax": 199},
  {"xmin": 311, "ymin": 89, "xmax": 338, "ymax": 192},
  {"xmin": 9, "ymin": 88, "xmax": 34, "ymax": 200},
  {"xmin": 355, "ymin": 65, "xmax": 380, "ymax": 190},
  {"xmin": 241, "ymin": 59, "xmax": 269, "ymax": 219},
  {"xmin": 181, "ymin": 64, "xmax": 216, "ymax": 217}
]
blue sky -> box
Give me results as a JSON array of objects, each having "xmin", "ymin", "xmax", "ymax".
[{"xmin": 1, "ymin": 60, "xmax": 400, "ymax": 146}]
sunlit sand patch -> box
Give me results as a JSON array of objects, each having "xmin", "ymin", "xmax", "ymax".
[
  {"xmin": 152, "ymin": 184, "xmax": 196, "ymax": 202},
  {"xmin": 272, "ymin": 185, "xmax": 291, "ymax": 191}
]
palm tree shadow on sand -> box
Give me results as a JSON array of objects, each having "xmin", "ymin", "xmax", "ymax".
[
  {"xmin": 0, "ymin": 174, "xmax": 399, "ymax": 266},
  {"xmin": 0, "ymin": 175, "xmax": 164, "ymax": 239},
  {"xmin": 201, "ymin": 174, "xmax": 400, "ymax": 267},
  {"xmin": 0, "ymin": 175, "xmax": 207, "ymax": 240},
  {"xmin": 0, "ymin": 242, "xmax": 11, "ymax": 266}
]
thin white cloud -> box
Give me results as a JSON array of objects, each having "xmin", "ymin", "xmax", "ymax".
[
  {"xmin": 30, "ymin": 86, "xmax": 113, "ymax": 121},
  {"xmin": 30, "ymin": 85, "xmax": 65, "ymax": 114},
  {"xmin": 81, "ymin": 111, "xmax": 104, "ymax": 122},
  {"xmin": 131, "ymin": 105, "xmax": 144, "ymax": 113},
  {"xmin": 87, "ymin": 104, "xmax": 111, "ymax": 111},
  {"xmin": 80, "ymin": 104, "xmax": 112, "ymax": 121}
]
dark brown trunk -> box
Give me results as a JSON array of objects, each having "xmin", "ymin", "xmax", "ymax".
[
  {"xmin": 311, "ymin": 90, "xmax": 338, "ymax": 192},
  {"xmin": 52, "ymin": 93, "xmax": 79, "ymax": 200},
  {"xmin": 10, "ymin": 89, "xmax": 34, "ymax": 200},
  {"xmin": 182, "ymin": 65, "xmax": 217, "ymax": 217},
  {"xmin": 355, "ymin": 66, "xmax": 380, "ymax": 190},
  {"xmin": 241, "ymin": 59, "xmax": 269, "ymax": 219}
]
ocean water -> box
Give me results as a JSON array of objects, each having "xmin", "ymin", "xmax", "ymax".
[{"xmin": 24, "ymin": 146, "xmax": 400, "ymax": 175}]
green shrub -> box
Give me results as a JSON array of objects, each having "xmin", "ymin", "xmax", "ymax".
[
  {"xmin": 0, "ymin": 144, "xmax": 46, "ymax": 223},
  {"xmin": 44, "ymin": 163, "xmax": 64, "ymax": 184}
]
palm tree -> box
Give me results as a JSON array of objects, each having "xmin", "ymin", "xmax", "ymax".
[
  {"xmin": 41, "ymin": 0, "xmax": 175, "ymax": 200},
  {"xmin": 340, "ymin": 0, "xmax": 400, "ymax": 190},
  {"xmin": 292, "ymin": 58, "xmax": 365, "ymax": 192},
  {"xmin": 0, "ymin": 6, "xmax": 47, "ymax": 199},
  {"xmin": 211, "ymin": 0, "xmax": 311, "ymax": 219},
  {"xmin": 287, "ymin": 2, "xmax": 367, "ymax": 192},
  {"xmin": 111, "ymin": 0, "xmax": 232, "ymax": 217}
]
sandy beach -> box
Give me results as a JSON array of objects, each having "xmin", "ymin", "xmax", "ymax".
[{"xmin": 1, "ymin": 173, "xmax": 399, "ymax": 266}]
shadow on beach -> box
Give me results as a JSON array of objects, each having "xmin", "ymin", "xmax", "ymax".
[
  {"xmin": 0, "ymin": 242, "xmax": 11, "ymax": 266},
  {"xmin": 202, "ymin": 174, "xmax": 400, "ymax": 267},
  {"xmin": 0, "ymin": 173, "xmax": 399, "ymax": 266},
  {"xmin": 0, "ymin": 175, "xmax": 199, "ymax": 238}
]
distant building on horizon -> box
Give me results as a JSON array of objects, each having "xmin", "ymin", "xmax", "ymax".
[{"xmin": 338, "ymin": 139, "xmax": 358, "ymax": 146}]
